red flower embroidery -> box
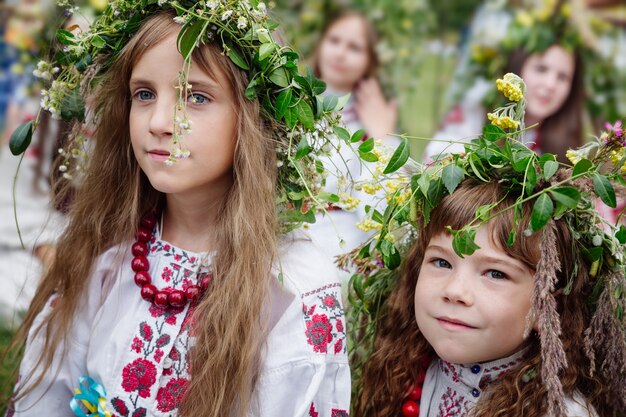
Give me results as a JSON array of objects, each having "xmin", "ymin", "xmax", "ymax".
[
  {"xmin": 336, "ymin": 319, "xmax": 344, "ymax": 333},
  {"xmin": 131, "ymin": 337, "xmax": 143, "ymax": 353},
  {"xmin": 305, "ymin": 314, "xmax": 333, "ymax": 353},
  {"xmin": 174, "ymin": 254, "xmax": 182, "ymax": 261},
  {"xmin": 121, "ymin": 358, "xmax": 157, "ymax": 398},
  {"xmin": 170, "ymin": 347, "xmax": 180, "ymax": 361},
  {"xmin": 162, "ymin": 267, "xmax": 173, "ymax": 282},
  {"xmin": 131, "ymin": 408, "xmax": 147, "ymax": 417},
  {"xmin": 165, "ymin": 315, "xmax": 177, "ymax": 325},
  {"xmin": 309, "ymin": 403, "xmax": 318, "ymax": 417},
  {"xmin": 139, "ymin": 322, "xmax": 152, "ymax": 341},
  {"xmin": 156, "ymin": 378, "xmax": 189, "ymax": 412},
  {"xmin": 111, "ymin": 397, "xmax": 129, "ymax": 417},
  {"xmin": 331, "ymin": 409, "xmax": 349, "ymax": 417},
  {"xmin": 163, "ymin": 244, "xmax": 171, "ymax": 251},
  {"xmin": 154, "ymin": 349, "xmax": 164, "ymax": 363},
  {"xmin": 323, "ymin": 295, "xmax": 336, "ymax": 307},
  {"xmin": 334, "ymin": 339, "xmax": 343, "ymax": 354}
]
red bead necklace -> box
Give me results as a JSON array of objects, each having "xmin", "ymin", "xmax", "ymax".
[
  {"xmin": 401, "ymin": 356, "xmax": 432, "ymax": 417},
  {"xmin": 131, "ymin": 214, "xmax": 210, "ymax": 309}
]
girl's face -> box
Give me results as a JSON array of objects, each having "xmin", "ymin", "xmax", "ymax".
[
  {"xmin": 521, "ymin": 45, "xmax": 575, "ymax": 124},
  {"xmin": 129, "ymin": 32, "xmax": 237, "ymax": 200},
  {"xmin": 317, "ymin": 16, "xmax": 370, "ymax": 92},
  {"xmin": 414, "ymin": 227, "xmax": 535, "ymax": 364}
]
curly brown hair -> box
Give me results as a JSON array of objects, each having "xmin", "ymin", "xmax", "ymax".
[{"xmin": 353, "ymin": 179, "xmax": 623, "ymax": 417}]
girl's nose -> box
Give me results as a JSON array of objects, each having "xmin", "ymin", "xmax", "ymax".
[
  {"xmin": 149, "ymin": 97, "xmax": 175, "ymax": 138},
  {"xmin": 441, "ymin": 270, "xmax": 474, "ymax": 306}
]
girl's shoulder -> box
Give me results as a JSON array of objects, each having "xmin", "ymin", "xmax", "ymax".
[{"xmin": 275, "ymin": 230, "xmax": 341, "ymax": 294}]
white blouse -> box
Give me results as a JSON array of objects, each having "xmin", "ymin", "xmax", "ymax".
[
  {"xmin": 419, "ymin": 350, "xmax": 597, "ymax": 417},
  {"xmin": 10, "ymin": 230, "xmax": 350, "ymax": 417}
]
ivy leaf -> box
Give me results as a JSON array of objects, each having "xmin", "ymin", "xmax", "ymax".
[
  {"xmin": 550, "ymin": 187, "xmax": 581, "ymax": 209},
  {"xmin": 482, "ymin": 124, "xmax": 506, "ymax": 142},
  {"xmin": 358, "ymin": 138, "xmax": 375, "ymax": 153},
  {"xmin": 542, "ymin": 160, "xmax": 559, "ymax": 180},
  {"xmin": 333, "ymin": 126, "xmax": 350, "ymax": 142},
  {"xmin": 531, "ymin": 193, "xmax": 554, "ymax": 231},
  {"xmin": 9, "ymin": 121, "xmax": 33, "ymax": 155},
  {"xmin": 350, "ymin": 129, "xmax": 366, "ymax": 143},
  {"xmin": 383, "ymin": 137, "xmax": 409, "ymax": 175},
  {"xmin": 593, "ymin": 173, "xmax": 616, "ymax": 208},
  {"xmin": 274, "ymin": 89, "xmax": 292, "ymax": 121},
  {"xmin": 616, "ymin": 225, "xmax": 626, "ymax": 244},
  {"xmin": 269, "ymin": 67, "xmax": 290, "ymax": 87},
  {"xmin": 296, "ymin": 99, "xmax": 314, "ymax": 130},
  {"xmin": 442, "ymin": 163, "xmax": 464, "ymax": 194},
  {"xmin": 572, "ymin": 159, "xmax": 592, "ymax": 176}
]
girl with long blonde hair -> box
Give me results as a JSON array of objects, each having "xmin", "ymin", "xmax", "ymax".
[{"xmin": 5, "ymin": 3, "xmax": 350, "ymax": 416}]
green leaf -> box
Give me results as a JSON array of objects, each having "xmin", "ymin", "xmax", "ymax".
[
  {"xmin": 333, "ymin": 126, "xmax": 350, "ymax": 142},
  {"xmin": 258, "ymin": 42, "xmax": 275, "ymax": 61},
  {"xmin": 359, "ymin": 151, "xmax": 378, "ymax": 163},
  {"xmin": 91, "ymin": 35, "xmax": 106, "ymax": 49},
  {"xmin": 245, "ymin": 78, "xmax": 259, "ymax": 100},
  {"xmin": 274, "ymin": 89, "xmax": 292, "ymax": 121},
  {"xmin": 61, "ymin": 88, "xmax": 85, "ymax": 121},
  {"xmin": 9, "ymin": 121, "xmax": 33, "ymax": 155},
  {"xmin": 178, "ymin": 19, "xmax": 205, "ymax": 60},
  {"xmin": 482, "ymin": 124, "xmax": 506, "ymax": 142},
  {"xmin": 335, "ymin": 94, "xmax": 351, "ymax": 111},
  {"xmin": 530, "ymin": 193, "xmax": 554, "ymax": 231},
  {"xmin": 269, "ymin": 67, "xmax": 290, "ymax": 87},
  {"xmin": 616, "ymin": 225, "xmax": 626, "ymax": 244},
  {"xmin": 56, "ymin": 29, "xmax": 75, "ymax": 45},
  {"xmin": 295, "ymin": 136, "xmax": 312, "ymax": 159},
  {"xmin": 351, "ymin": 129, "xmax": 366, "ymax": 143},
  {"xmin": 285, "ymin": 106, "xmax": 298, "ymax": 129},
  {"xmin": 296, "ymin": 100, "xmax": 314, "ymax": 130},
  {"xmin": 358, "ymin": 138, "xmax": 375, "ymax": 153},
  {"xmin": 317, "ymin": 192, "xmax": 340, "ymax": 203},
  {"xmin": 383, "ymin": 137, "xmax": 409, "ymax": 175},
  {"xmin": 322, "ymin": 95, "xmax": 338, "ymax": 112},
  {"xmin": 280, "ymin": 208, "xmax": 316, "ymax": 224},
  {"xmin": 441, "ymin": 163, "xmax": 464, "ymax": 194},
  {"xmin": 543, "ymin": 160, "xmax": 559, "ymax": 180},
  {"xmin": 593, "ymin": 173, "xmax": 616, "ymax": 208},
  {"xmin": 226, "ymin": 45, "xmax": 249, "ymax": 70},
  {"xmin": 572, "ymin": 159, "xmax": 592, "ymax": 176},
  {"xmin": 550, "ymin": 187, "xmax": 581, "ymax": 209}
]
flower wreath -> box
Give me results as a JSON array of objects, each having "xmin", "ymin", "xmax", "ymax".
[
  {"xmin": 343, "ymin": 74, "xmax": 626, "ymax": 415},
  {"xmin": 8, "ymin": 0, "xmax": 380, "ymax": 231},
  {"xmin": 450, "ymin": 0, "xmax": 623, "ymax": 123}
]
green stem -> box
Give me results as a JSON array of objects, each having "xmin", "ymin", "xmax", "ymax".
[{"xmin": 12, "ymin": 154, "xmax": 26, "ymax": 250}]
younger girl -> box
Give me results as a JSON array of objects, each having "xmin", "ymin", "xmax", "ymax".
[
  {"xmin": 6, "ymin": 4, "xmax": 350, "ymax": 416},
  {"xmin": 352, "ymin": 176, "xmax": 626, "ymax": 416}
]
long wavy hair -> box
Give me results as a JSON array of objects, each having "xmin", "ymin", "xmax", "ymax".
[
  {"xmin": 354, "ymin": 179, "xmax": 619, "ymax": 417},
  {"xmin": 7, "ymin": 12, "xmax": 277, "ymax": 417},
  {"xmin": 506, "ymin": 47, "xmax": 585, "ymax": 163}
]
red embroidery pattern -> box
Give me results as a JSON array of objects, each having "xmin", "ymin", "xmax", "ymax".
[
  {"xmin": 331, "ymin": 409, "xmax": 349, "ymax": 417},
  {"xmin": 302, "ymin": 286, "xmax": 346, "ymax": 355},
  {"xmin": 437, "ymin": 387, "xmax": 470, "ymax": 417},
  {"xmin": 309, "ymin": 402, "xmax": 319, "ymax": 417},
  {"xmin": 110, "ymin": 241, "xmax": 208, "ymax": 416},
  {"xmin": 441, "ymin": 361, "xmax": 461, "ymax": 383}
]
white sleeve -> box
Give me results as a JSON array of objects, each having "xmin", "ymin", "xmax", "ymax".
[
  {"xmin": 10, "ymin": 250, "xmax": 115, "ymax": 416},
  {"xmin": 561, "ymin": 393, "xmax": 599, "ymax": 417},
  {"xmin": 250, "ymin": 236, "xmax": 351, "ymax": 417}
]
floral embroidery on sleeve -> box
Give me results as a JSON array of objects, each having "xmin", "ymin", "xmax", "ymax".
[{"xmin": 301, "ymin": 283, "xmax": 346, "ymax": 355}]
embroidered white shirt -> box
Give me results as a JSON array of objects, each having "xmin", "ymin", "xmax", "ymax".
[{"xmin": 11, "ymin": 230, "xmax": 350, "ymax": 417}]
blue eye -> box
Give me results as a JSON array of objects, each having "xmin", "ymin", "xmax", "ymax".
[
  {"xmin": 134, "ymin": 90, "xmax": 154, "ymax": 101},
  {"xmin": 433, "ymin": 258, "xmax": 452, "ymax": 269},
  {"xmin": 486, "ymin": 270, "xmax": 507, "ymax": 280},
  {"xmin": 189, "ymin": 93, "xmax": 209, "ymax": 104}
]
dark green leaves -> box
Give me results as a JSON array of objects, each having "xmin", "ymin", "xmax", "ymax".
[
  {"xmin": 226, "ymin": 46, "xmax": 249, "ymax": 70},
  {"xmin": 269, "ymin": 67, "xmax": 290, "ymax": 87},
  {"xmin": 531, "ymin": 193, "xmax": 553, "ymax": 231},
  {"xmin": 542, "ymin": 160, "xmax": 558, "ymax": 180},
  {"xmin": 482, "ymin": 124, "xmax": 506, "ymax": 142},
  {"xmin": 550, "ymin": 187, "xmax": 581, "ymax": 209},
  {"xmin": 449, "ymin": 227, "xmax": 481, "ymax": 257},
  {"xmin": 296, "ymin": 100, "xmax": 314, "ymax": 130},
  {"xmin": 442, "ymin": 163, "xmax": 464, "ymax": 194},
  {"xmin": 9, "ymin": 121, "xmax": 33, "ymax": 155},
  {"xmin": 274, "ymin": 89, "xmax": 292, "ymax": 121},
  {"xmin": 56, "ymin": 29, "xmax": 75, "ymax": 45},
  {"xmin": 178, "ymin": 19, "xmax": 206, "ymax": 60},
  {"xmin": 572, "ymin": 159, "xmax": 592, "ymax": 176},
  {"xmin": 616, "ymin": 225, "xmax": 626, "ymax": 244},
  {"xmin": 593, "ymin": 173, "xmax": 616, "ymax": 208},
  {"xmin": 383, "ymin": 137, "xmax": 409, "ymax": 174}
]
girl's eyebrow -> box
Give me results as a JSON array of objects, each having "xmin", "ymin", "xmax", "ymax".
[{"xmin": 473, "ymin": 254, "xmax": 529, "ymax": 274}]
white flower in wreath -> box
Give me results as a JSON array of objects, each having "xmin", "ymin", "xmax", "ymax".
[
  {"xmin": 221, "ymin": 10, "xmax": 233, "ymax": 20},
  {"xmin": 237, "ymin": 16, "xmax": 247, "ymax": 29},
  {"xmin": 207, "ymin": 0, "xmax": 219, "ymax": 9}
]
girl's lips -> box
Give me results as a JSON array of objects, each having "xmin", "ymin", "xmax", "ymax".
[
  {"xmin": 148, "ymin": 150, "xmax": 170, "ymax": 162},
  {"xmin": 436, "ymin": 316, "xmax": 477, "ymax": 330}
]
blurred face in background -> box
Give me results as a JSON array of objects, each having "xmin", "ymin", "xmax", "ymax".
[
  {"xmin": 317, "ymin": 15, "xmax": 371, "ymax": 93},
  {"xmin": 521, "ymin": 45, "xmax": 575, "ymax": 124}
]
